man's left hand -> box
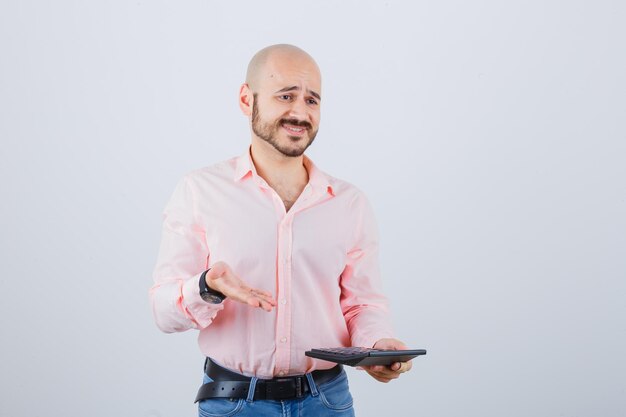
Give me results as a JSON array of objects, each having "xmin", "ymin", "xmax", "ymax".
[{"xmin": 363, "ymin": 338, "xmax": 413, "ymax": 383}]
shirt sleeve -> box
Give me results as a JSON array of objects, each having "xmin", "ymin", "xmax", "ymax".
[
  {"xmin": 149, "ymin": 174, "xmax": 224, "ymax": 333},
  {"xmin": 340, "ymin": 192, "xmax": 395, "ymax": 348}
]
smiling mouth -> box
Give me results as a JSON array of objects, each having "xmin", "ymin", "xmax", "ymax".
[{"xmin": 282, "ymin": 123, "xmax": 307, "ymax": 136}]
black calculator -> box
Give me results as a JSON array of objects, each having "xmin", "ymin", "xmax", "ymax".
[{"xmin": 305, "ymin": 347, "xmax": 427, "ymax": 367}]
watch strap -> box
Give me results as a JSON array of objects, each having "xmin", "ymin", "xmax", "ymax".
[{"xmin": 199, "ymin": 269, "xmax": 226, "ymax": 303}]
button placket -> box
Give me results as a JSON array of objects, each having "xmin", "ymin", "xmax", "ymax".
[{"xmin": 274, "ymin": 214, "xmax": 293, "ymax": 375}]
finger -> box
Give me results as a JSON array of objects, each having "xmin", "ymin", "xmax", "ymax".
[
  {"xmin": 258, "ymin": 298, "xmax": 275, "ymax": 312},
  {"xmin": 244, "ymin": 295, "xmax": 276, "ymax": 312},
  {"xmin": 369, "ymin": 370, "xmax": 396, "ymax": 382},
  {"xmin": 244, "ymin": 287, "xmax": 276, "ymax": 305},
  {"xmin": 246, "ymin": 297, "xmax": 262, "ymax": 308},
  {"xmin": 380, "ymin": 370, "xmax": 401, "ymax": 380},
  {"xmin": 365, "ymin": 370, "xmax": 392, "ymax": 383},
  {"xmin": 227, "ymin": 285, "xmax": 275, "ymax": 310},
  {"xmin": 365, "ymin": 365, "xmax": 394, "ymax": 376},
  {"xmin": 395, "ymin": 361, "xmax": 412, "ymax": 373},
  {"xmin": 366, "ymin": 365, "xmax": 398, "ymax": 376},
  {"xmin": 250, "ymin": 288, "xmax": 275, "ymax": 299},
  {"xmin": 372, "ymin": 367, "xmax": 401, "ymax": 379},
  {"xmin": 253, "ymin": 291, "xmax": 277, "ymax": 306}
]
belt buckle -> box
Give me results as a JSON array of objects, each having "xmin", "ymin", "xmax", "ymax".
[{"xmin": 266, "ymin": 377, "xmax": 303, "ymax": 400}]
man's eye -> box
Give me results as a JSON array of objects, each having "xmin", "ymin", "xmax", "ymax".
[
  {"xmin": 279, "ymin": 95, "xmax": 292, "ymax": 100},
  {"xmin": 307, "ymin": 99, "xmax": 318, "ymax": 105}
]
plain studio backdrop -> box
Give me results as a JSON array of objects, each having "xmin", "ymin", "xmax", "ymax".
[{"xmin": 1, "ymin": 1, "xmax": 625, "ymax": 416}]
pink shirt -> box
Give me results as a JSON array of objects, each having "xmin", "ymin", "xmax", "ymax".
[{"xmin": 150, "ymin": 149, "xmax": 394, "ymax": 378}]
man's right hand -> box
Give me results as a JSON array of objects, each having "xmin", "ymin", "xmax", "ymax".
[{"xmin": 205, "ymin": 262, "xmax": 277, "ymax": 311}]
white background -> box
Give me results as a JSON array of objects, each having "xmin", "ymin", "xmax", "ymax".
[{"xmin": 1, "ymin": 1, "xmax": 625, "ymax": 416}]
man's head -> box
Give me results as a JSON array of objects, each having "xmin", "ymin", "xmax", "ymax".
[{"xmin": 239, "ymin": 44, "xmax": 321, "ymax": 158}]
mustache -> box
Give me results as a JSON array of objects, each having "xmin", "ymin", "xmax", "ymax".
[{"xmin": 279, "ymin": 118, "xmax": 312, "ymax": 130}]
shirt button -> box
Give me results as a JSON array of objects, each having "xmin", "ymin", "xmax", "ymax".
[
  {"xmin": 280, "ymin": 337, "xmax": 287, "ymax": 343},
  {"xmin": 281, "ymin": 299, "xmax": 287, "ymax": 305},
  {"xmin": 279, "ymin": 371, "xmax": 285, "ymax": 376}
]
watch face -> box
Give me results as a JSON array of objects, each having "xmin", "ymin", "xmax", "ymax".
[{"xmin": 201, "ymin": 292, "xmax": 224, "ymax": 304}]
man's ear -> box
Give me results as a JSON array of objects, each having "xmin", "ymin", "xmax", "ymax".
[{"xmin": 239, "ymin": 83, "xmax": 253, "ymax": 116}]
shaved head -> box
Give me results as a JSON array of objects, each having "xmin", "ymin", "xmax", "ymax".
[{"xmin": 245, "ymin": 44, "xmax": 320, "ymax": 91}]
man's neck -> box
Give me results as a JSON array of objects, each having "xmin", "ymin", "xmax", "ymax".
[
  {"xmin": 250, "ymin": 139, "xmax": 310, "ymax": 212},
  {"xmin": 250, "ymin": 140, "xmax": 309, "ymax": 188}
]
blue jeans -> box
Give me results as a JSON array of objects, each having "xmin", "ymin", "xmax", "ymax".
[{"xmin": 198, "ymin": 368, "xmax": 355, "ymax": 417}]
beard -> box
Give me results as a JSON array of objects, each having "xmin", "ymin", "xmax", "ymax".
[{"xmin": 251, "ymin": 95, "xmax": 318, "ymax": 157}]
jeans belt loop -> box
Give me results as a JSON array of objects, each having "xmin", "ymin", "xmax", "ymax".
[
  {"xmin": 305, "ymin": 373, "xmax": 319, "ymax": 397},
  {"xmin": 247, "ymin": 377, "xmax": 258, "ymax": 402}
]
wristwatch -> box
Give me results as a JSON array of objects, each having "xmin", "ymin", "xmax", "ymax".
[{"xmin": 199, "ymin": 269, "xmax": 226, "ymax": 304}]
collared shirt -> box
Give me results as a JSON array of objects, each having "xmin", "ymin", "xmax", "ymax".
[{"xmin": 150, "ymin": 149, "xmax": 394, "ymax": 378}]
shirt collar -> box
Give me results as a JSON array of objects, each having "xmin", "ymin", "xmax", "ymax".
[
  {"xmin": 302, "ymin": 154, "xmax": 335, "ymax": 197},
  {"xmin": 233, "ymin": 147, "xmax": 334, "ymax": 197},
  {"xmin": 233, "ymin": 148, "xmax": 255, "ymax": 181}
]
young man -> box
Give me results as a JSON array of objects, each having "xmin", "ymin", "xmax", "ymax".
[{"xmin": 150, "ymin": 44, "xmax": 412, "ymax": 416}]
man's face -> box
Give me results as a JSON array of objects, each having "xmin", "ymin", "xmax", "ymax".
[{"xmin": 249, "ymin": 56, "xmax": 321, "ymax": 158}]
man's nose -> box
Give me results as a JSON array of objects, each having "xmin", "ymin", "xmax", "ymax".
[{"xmin": 287, "ymin": 97, "xmax": 308, "ymax": 119}]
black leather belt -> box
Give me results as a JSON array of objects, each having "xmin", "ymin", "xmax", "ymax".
[{"xmin": 195, "ymin": 358, "xmax": 342, "ymax": 403}]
